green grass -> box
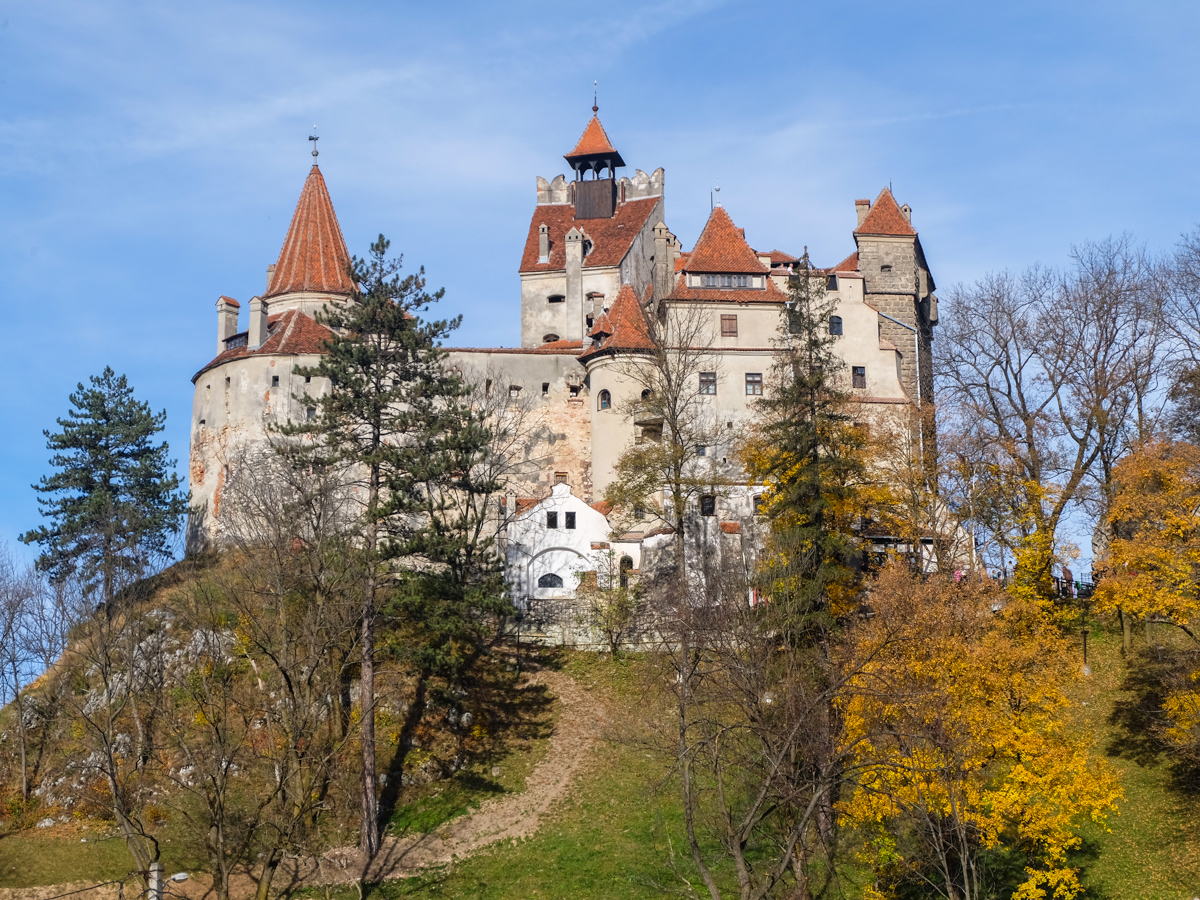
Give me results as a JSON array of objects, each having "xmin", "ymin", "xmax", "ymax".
[
  {"xmin": 1064, "ymin": 623, "xmax": 1200, "ymax": 899},
  {"xmin": 0, "ymin": 823, "xmax": 204, "ymax": 888}
]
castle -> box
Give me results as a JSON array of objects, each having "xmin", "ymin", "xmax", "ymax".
[{"xmin": 188, "ymin": 110, "xmax": 937, "ymax": 639}]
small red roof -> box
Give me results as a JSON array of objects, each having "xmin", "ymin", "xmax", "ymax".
[
  {"xmin": 833, "ymin": 252, "xmax": 859, "ymax": 272},
  {"xmin": 761, "ymin": 249, "xmax": 798, "ymax": 265},
  {"xmin": 855, "ymin": 188, "xmax": 916, "ymax": 237},
  {"xmin": 682, "ymin": 206, "xmax": 768, "ymax": 274},
  {"xmin": 579, "ymin": 284, "xmax": 655, "ymax": 361},
  {"xmin": 218, "ymin": 295, "xmax": 241, "ymax": 308},
  {"xmin": 590, "ymin": 500, "xmax": 614, "ymax": 516},
  {"xmin": 265, "ymin": 166, "xmax": 355, "ymax": 298},
  {"xmin": 193, "ymin": 308, "xmax": 333, "ymax": 381},
  {"xmin": 566, "ymin": 115, "xmax": 619, "ymax": 160}
]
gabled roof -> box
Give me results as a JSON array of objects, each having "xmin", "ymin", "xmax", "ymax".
[
  {"xmin": 218, "ymin": 294, "xmax": 241, "ymax": 308},
  {"xmin": 564, "ymin": 115, "xmax": 624, "ymax": 167},
  {"xmin": 265, "ymin": 166, "xmax": 355, "ymax": 298},
  {"xmin": 192, "ymin": 308, "xmax": 333, "ymax": 381},
  {"xmin": 519, "ymin": 196, "xmax": 660, "ymax": 273},
  {"xmin": 833, "ymin": 252, "xmax": 859, "ymax": 272},
  {"xmin": 761, "ymin": 249, "xmax": 798, "ymax": 265},
  {"xmin": 682, "ymin": 206, "xmax": 769, "ymax": 274},
  {"xmin": 855, "ymin": 188, "xmax": 916, "ymax": 237},
  {"xmin": 579, "ymin": 284, "xmax": 655, "ymax": 361}
]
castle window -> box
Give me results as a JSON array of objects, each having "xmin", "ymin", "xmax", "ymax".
[
  {"xmin": 696, "ymin": 444, "xmax": 707, "ymax": 457},
  {"xmin": 700, "ymin": 495, "xmax": 716, "ymax": 516},
  {"xmin": 827, "ymin": 274, "xmax": 839, "ymax": 290},
  {"xmin": 569, "ymin": 384, "xmax": 581, "ymax": 397},
  {"xmin": 641, "ymin": 389, "xmax": 652, "ymax": 400},
  {"xmin": 198, "ymin": 418, "xmax": 206, "ymax": 426},
  {"xmin": 619, "ymin": 556, "xmax": 634, "ymax": 589},
  {"xmin": 699, "ymin": 372, "xmax": 717, "ymax": 395},
  {"xmin": 546, "ymin": 511, "xmax": 558, "ymax": 528},
  {"xmin": 830, "ymin": 316, "xmax": 843, "ymax": 336},
  {"xmin": 555, "ymin": 471, "xmax": 568, "ymax": 484},
  {"xmin": 880, "ymin": 264, "xmax": 893, "ymax": 273},
  {"xmin": 538, "ymin": 573, "xmax": 564, "ymax": 588},
  {"xmin": 565, "ymin": 512, "xmax": 576, "ymax": 530},
  {"xmin": 542, "ymin": 382, "xmax": 550, "ymax": 396},
  {"xmin": 721, "ymin": 315, "xmax": 738, "ymax": 336},
  {"xmin": 719, "ymin": 275, "xmax": 750, "ymax": 288},
  {"xmin": 306, "ymin": 406, "xmax": 316, "ymax": 421},
  {"xmin": 598, "ymin": 389, "xmax": 611, "ymax": 410},
  {"xmin": 548, "ymin": 294, "xmax": 565, "ymax": 303},
  {"xmin": 509, "ymin": 385, "xmax": 522, "ymax": 399},
  {"xmin": 543, "ymin": 333, "xmax": 559, "ymax": 343},
  {"xmin": 305, "ymin": 375, "xmax": 312, "ymax": 384},
  {"xmin": 745, "ymin": 372, "xmax": 763, "ymax": 395},
  {"xmin": 853, "ymin": 366, "xmax": 866, "ymax": 389},
  {"xmin": 754, "ymin": 494, "xmax": 765, "ymax": 515},
  {"xmin": 704, "ymin": 274, "xmax": 718, "ymax": 287},
  {"xmin": 272, "ymin": 375, "xmax": 279, "ymax": 388},
  {"xmin": 225, "ymin": 376, "xmax": 230, "ymax": 390}
]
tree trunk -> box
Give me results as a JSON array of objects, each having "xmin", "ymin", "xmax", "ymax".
[
  {"xmin": 254, "ymin": 846, "xmax": 283, "ymax": 900},
  {"xmin": 360, "ymin": 468, "xmax": 381, "ymax": 857},
  {"xmin": 1120, "ymin": 607, "xmax": 1133, "ymax": 656},
  {"xmin": 11, "ymin": 660, "xmax": 27, "ymax": 801}
]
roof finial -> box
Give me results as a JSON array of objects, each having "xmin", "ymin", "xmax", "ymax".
[
  {"xmin": 592, "ymin": 80, "xmax": 598, "ymax": 115},
  {"xmin": 714, "ymin": 184, "xmax": 721, "ymax": 208},
  {"xmin": 309, "ymin": 125, "xmax": 319, "ymax": 163}
]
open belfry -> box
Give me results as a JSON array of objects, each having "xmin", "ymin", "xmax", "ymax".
[{"xmin": 188, "ymin": 109, "xmax": 937, "ymax": 639}]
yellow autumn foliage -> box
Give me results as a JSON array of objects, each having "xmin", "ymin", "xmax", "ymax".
[{"xmin": 838, "ymin": 565, "xmax": 1121, "ymax": 900}]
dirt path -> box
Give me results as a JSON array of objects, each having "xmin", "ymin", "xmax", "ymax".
[{"xmin": 0, "ymin": 666, "xmax": 605, "ymax": 900}]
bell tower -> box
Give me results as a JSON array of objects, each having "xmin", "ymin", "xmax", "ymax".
[{"xmin": 564, "ymin": 104, "xmax": 625, "ymax": 220}]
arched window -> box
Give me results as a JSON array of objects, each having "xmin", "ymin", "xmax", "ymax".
[
  {"xmin": 543, "ymin": 333, "xmax": 560, "ymax": 343},
  {"xmin": 641, "ymin": 388, "xmax": 652, "ymax": 400},
  {"xmin": 537, "ymin": 573, "xmax": 564, "ymax": 588},
  {"xmin": 619, "ymin": 556, "xmax": 634, "ymax": 589},
  {"xmin": 598, "ymin": 389, "xmax": 611, "ymax": 410},
  {"xmin": 829, "ymin": 316, "xmax": 843, "ymax": 336}
]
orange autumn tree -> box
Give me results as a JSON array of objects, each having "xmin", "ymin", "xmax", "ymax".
[
  {"xmin": 838, "ymin": 565, "xmax": 1121, "ymax": 900},
  {"xmin": 1095, "ymin": 439, "xmax": 1200, "ymax": 641}
]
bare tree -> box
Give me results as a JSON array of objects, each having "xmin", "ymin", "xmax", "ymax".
[{"xmin": 0, "ymin": 544, "xmax": 40, "ymax": 802}]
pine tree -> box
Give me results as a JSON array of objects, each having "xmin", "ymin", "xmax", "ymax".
[
  {"xmin": 291, "ymin": 234, "xmax": 461, "ymax": 857},
  {"xmin": 20, "ymin": 366, "xmax": 187, "ymax": 605}
]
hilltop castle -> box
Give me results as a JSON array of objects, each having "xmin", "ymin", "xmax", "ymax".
[{"xmin": 188, "ymin": 111, "xmax": 937, "ymax": 640}]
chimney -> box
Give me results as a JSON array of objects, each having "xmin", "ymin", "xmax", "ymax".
[
  {"xmin": 216, "ymin": 296, "xmax": 240, "ymax": 355},
  {"xmin": 249, "ymin": 296, "xmax": 268, "ymax": 348},
  {"xmin": 565, "ymin": 227, "xmax": 584, "ymax": 340},
  {"xmin": 538, "ymin": 224, "xmax": 550, "ymax": 263},
  {"xmin": 855, "ymin": 199, "xmax": 871, "ymax": 227},
  {"xmin": 653, "ymin": 222, "xmax": 674, "ymax": 301},
  {"xmin": 901, "ymin": 203, "xmax": 912, "ymax": 223},
  {"xmin": 266, "ymin": 263, "xmax": 276, "ymax": 292}
]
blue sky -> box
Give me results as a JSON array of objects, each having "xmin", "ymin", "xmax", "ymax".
[{"xmin": 2, "ymin": 0, "xmax": 1199, "ymax": 560}]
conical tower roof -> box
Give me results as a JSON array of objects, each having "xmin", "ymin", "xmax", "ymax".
[
  {"xmin": 855, "ymin": 187, "xmax": 916, "ymax": 237},
  {"xmin": 264, "ymin": 166, "xmax": 355, "ymax": 298},
  {"xmin": 683, "ymin": 206, "xmax": 768, "ymax": 274}
]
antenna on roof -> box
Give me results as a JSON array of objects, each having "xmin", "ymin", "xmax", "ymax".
[
  {"xmin": 309, "ymin": 125, "xmax": 319, "ymax": 162},
  {"xmin": 713, "ymin": 184, "xmax": 721, "ymax": 209},
  {"xmin": 592, "ymin": 80, "xmax": 598, "ymax": 114}
]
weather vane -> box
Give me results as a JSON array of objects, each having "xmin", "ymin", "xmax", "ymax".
[
  {"xmin": 593, "ymin": 80, "xmax": 598, "ymax": 114},
  {"xmin": 309, "ymin": 125, "xmax": 319, "ymax": 161}
]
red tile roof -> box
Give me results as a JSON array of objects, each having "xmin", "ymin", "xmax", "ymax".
[
  {"xmin": 682, "ymin": 206, "xmax": 769, "ymax": 274},
  {"xmin": 667, "ymin": 272, "xmax": 789, "ymax": 304},
  {"xmin": 515, "ymin": 497, "xmax": 538, "ymax": 516},
  {"xmin": 833, "ymin": 252, "xmax": 859, "ymax": 272},
  {"xmin": 674, "ymin": 252, "xmax": 690, "ymax": 272},
  {"xmin": 761, "ymin": 249, "xmax": 798, "ymax": 265},
  {"xmin": 579, "ymin": 284, "xmax": 655, "ymax": 360},
  {"xmin": 265, "ymin": 166, "xmax": 355, "ymax": 298},
  {"xmin": 720, "ymin": 521, "xmax": 741, "ymax": 534},
  {"xmin": 855, "ymin": 188, "xmax": 916, "ymax": 237},
  {"xmin": 519, "ymin": 196, "xmax": 660, "ymax": 273},
  {"xmin": 566, "ymin": 116, "xmax": 619, "ymax": 159},
  {"xmin": 590, "ymin": 500, "xmax": 613, "ymax": 516},
  {"xmin": 218, "ymin": 295, "xmax": 241, "ymax": 308},
  {"xmin": 589, "ymin": 312, "xmax": 613, "ymax": 337},
  {"xmin": 192, "ymin": 308, "xmax": 333, "ymax": 381}
]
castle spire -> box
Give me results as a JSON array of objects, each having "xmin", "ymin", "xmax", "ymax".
[{"xmin": 264, "ymin": 166, "xmax": 355, "ymax": 298}]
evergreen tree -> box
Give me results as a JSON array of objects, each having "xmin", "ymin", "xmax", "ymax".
[
  {"xmin": 20, "ymin": 367, "xmax": 187, "ymax": 605},
  {"xmin": 291, "ymin": 234, "xmax": 463, "ymax": 857},
  {"xmin": 744, "ymin": 251, "xmax": 865, "ymax": 640}
]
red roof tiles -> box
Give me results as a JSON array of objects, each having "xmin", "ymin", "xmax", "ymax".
[
  {"xmin": 682, "ymin": 206, "xmax": 768, "ymax": 274},
  {"xmin": 265, "ymin": 166, "xmax": 355, "ymax": 298},
  {"xmin": 519, "ymin": 196, "xmax": 660, "ymax": 273},
  {"xmin": 566, "ymin": 116, "xmax": 619, "ymax": 159},
  {"xmin": 218, "ymin": 295, "xmax": 241, "ymax": 308},
  {"xmin": 761, "ymin": 249, "xmax": 798, "ymax": 265},
  {"xmin": 590, "ymin": 500, "xmax": 613, "ymax": 516},
  {"xmin": 855, "ymin": 188, "xmax": 916, "ymax": 237},
  {"xmin": 833, "ymin": 252, "xmax": 859, "ymax": 272},
  {"xmin": 192, "ymin": 308, "xmax": 333, "ymax": 381},
  {"xmin": 579, "ymin": 284, "xmax": 655, "ymax": 361}
]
